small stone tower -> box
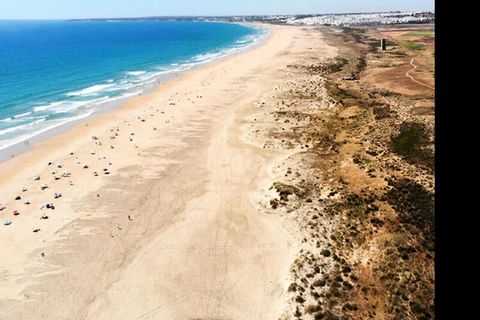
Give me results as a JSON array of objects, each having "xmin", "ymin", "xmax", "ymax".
[{"xmin": 381, "ymin": 38, "xmax": 387, "ymax": 50}]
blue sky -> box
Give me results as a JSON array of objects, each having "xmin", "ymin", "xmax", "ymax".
[{"xmin": 0, "ymin": 0, "xmax": 435, "ymax": 20}]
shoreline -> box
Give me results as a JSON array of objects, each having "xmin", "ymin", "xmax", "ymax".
[
  {"xmin": 0, "ymin": 21, "xmax": 268, "ymax": 162},
  {"xmin": 0, "ymin": 72, "xmax": 178, "ymax": 162}
]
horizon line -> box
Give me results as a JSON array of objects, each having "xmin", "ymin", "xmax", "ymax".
[{"xmin": 0, "ymin": 10, "xmax": 435, "ymax": 21}]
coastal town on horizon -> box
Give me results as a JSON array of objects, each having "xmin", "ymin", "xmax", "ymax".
[{"xmin": 69, "ymin": 11, "xmax": 435, "ymax": 26}]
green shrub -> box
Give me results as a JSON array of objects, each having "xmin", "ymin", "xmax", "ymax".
[
  {"xmin": 402, "ymin": 41, "xmax": 425, "ymax": 50},
  {"xmin": 390, "ymin": 122, "xmax": 434, "ymax": 168},
  {"xmin": 385, "ymin": 178, "xmax": 435, "ymax": 249}
]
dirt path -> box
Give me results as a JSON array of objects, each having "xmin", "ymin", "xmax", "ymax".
[{"xmin": 406, "ymin": 57, "xmax": 435, "ymax": 90}]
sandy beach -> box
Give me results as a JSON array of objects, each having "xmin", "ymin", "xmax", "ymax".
[{"xmin": 0, "ymin": 24, "xmax": 337, "ymax": 319}]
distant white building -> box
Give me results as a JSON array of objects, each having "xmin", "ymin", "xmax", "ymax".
[{"xmin": 286, "ymin": 12, "xmax": 434, "ymax": 27}]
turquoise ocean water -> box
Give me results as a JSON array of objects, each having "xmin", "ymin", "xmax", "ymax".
[{"xmin": 0, "ymin": 20, "xmax": 264, "ymax": 150}]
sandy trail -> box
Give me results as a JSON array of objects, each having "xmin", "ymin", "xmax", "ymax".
[
  {"xmin": 0, "ymin": 25, "xmax": 330, "ymax": 319},
  {"xmin": 406, "ymin": 57, "xmax": 435, "ymax": 90}
]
